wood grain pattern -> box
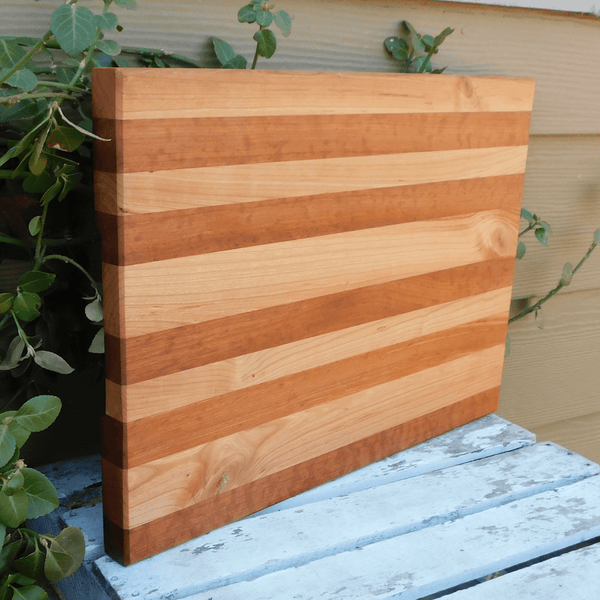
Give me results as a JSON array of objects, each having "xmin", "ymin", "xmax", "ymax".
[
  {"xmin": 96, "ymin": 174, "xmax": 525, "ymax": 265},
  {"xmin": 94, "ymin": 146, "xmax": 529, "ymax": 215},
  {"xmin": 94, "ymin": 70, "xmax": 534, "ymax": 564},
  {"xmin": 102, "ymin": 209, "xmax": 519, "ymax": 338},
  {"xmin": 102, "ymin": 387, "xmax": 500, "ymax": 566},
  {"xmin": 106, "ymin": 287, "xmax": 512, "ymax": 423}
]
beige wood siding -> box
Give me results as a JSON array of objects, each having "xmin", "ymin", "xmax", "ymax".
[{"xmin": 3, "ymin": 0, "xmax": 600, "ymax": 462}]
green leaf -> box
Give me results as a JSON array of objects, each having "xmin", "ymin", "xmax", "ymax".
[
  {"xmin": 14, "ymin": 396, "xmax": 61, "ymax": 433},
  {"xmin": 520, "ymin": 208, "xmax": 534, "ymax": 224},
  {"xmin": 516, "ymin": 240, "xmax": 526, "ymax": 260},
  {"xmin": 5, "ymin": 412, "xmax": 32, "ymax": 449},
  {"xmin": 113, "ymin": 0, "xmax": 138, "ymax": 8},
  {"xmin": 537, "ymin": 220, "xmax": 553, "ymax": 235},
  {"xmin": 0, "ymin": 489, "xmax": 28, "ymax": 528},
  {"xmin": 433, "ymin": 27, "xmax": 454, "ymax": 48},
  {"xmin": 560, "ymin": 262, "xmax": 573, "ymax": 287},
  {"xmin": 3, "ymin": 471, "xmax": 24, "ymax": 497},
  {"xmin": 238, "ymin": 4, "xmax": 258, "ymax": 23},
  {"xmin": 0, "ymin": 538, "xmax": 25, "ymax": 575},
  {"xmin": 0, "ymin": 145, "xmax": 21, "ymax": 169},
  {"xmin": 88, "ymin": 327, "xmax": 105, "ymax": 354},
  {"xmin": 594, "ymin": 229, "xmax": 600, "ymax": 244},
  {"xmin": 84, "ymin": 298, "xmax": 103, "ymax": 322},
  {"xmin": 45, "ymin": 126, "xmax": 85, "ymax": 153},
  {"xmin": 23, "ymin": 171, "xmax": 54, "ymax": 194},
  {"xmin": 12, "ymin": 292, "xmax": 41, "ymax": 323},
  {"xmin": 384, "ymin": 37, "xmax": 409, "ymax": 60},
  {"xmin": 534, "ymin": 227, "xmax": 549, "ymax": 246},
  {"xmin": 44, "ymin": 527, "xmax": 86, "ymax": 583},
  {"xmin": 274, "ymin": 10, "xmax": 292, "ymax": 36},
  {"xmin": 254, "ymin": 29, "xmax": 277, "ymax": 58},
  {"xmin": 0, "ymin": 294, "xmax": 14, "ymax": 315},
  {"xmin": 13, "ymin": 538, "xmax": 45, "ymax": 583},
  {"xmin": 0, "ymin": 98, "xmax": 39, "ymax": 123},
  {"xmin": 0, "ymin": 337, "xmax": 26, "ymax": 372},
  {"xmin": 421, "ymin": 34, "xmax": 435, "ymax": 49},
  {"xmin": 55, "ymin": 67, "xmax": 77, "ymax": 85},
  {"xmin": 96, "ymin": 12, "xmax": 119, "ymax": 30},
  {"xmin": 401, "ymin": 21, "xmax": 426, "ymax": 54},
  {"xmin": 18, "ymin": 271, "xmax": 55, "ymax": 294},
  {"xmin": 10, "ymin": 584, "xmax": 48, "ymax": 600},
  {"xmin": 2, "ymin": 68, "xmax": 38, "ymax": 93},
  {"xmin": 51, "ymin": 4, "xmax": 98, "ymax": 57},
  {"xmin": 40, "ymin": 180, "xmax": 62, "ymax": 206},
  {"xmin": 255, "ymin": 9, "xmax": 274, "ymax": 27},
  {"xmin": 22, "ymin": 469, "xmax": 59, "ymax": 519},
  {"xmin": 33, "ymin": 351, "xmax": 74, "ymax": 375},
  {"xmin": 27, "ymin": 153, "xmax": 47, "ymax": 176},
  {"xmin": 213, "ymin": 38, "xmax": 236, "ymax": 65},
  {"xmin": 0, "ymin": 39, "xmax": 28, "ymax": 69},
  {"xmin": 0, "ymin": 428, "xmax": 16, "ymax": 469},
  {"xmin": 414, "ymin": 55, "xmax": 433, "ymax": 73},
  {"xmin": 97, "ymin": 39, "xmax": 121, "ymax": 57},
  {"xmin": 223, "ymin": 55, "xmax": 248, "ymax": 70},
  {"xmin": 57, "ymin": 171, "xmax": 83, "ymax": 202}
]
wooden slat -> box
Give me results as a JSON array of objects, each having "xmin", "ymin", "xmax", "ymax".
[
  {"xmin": 104, "ymin": 259, "xmax": 516, "ymax": 386},
  {"xmin": 102, "ymin": 209, "xmax": 519, "ymax": 338},
  {"xmin": 106, "ymin": 287, "xmax": 512, "ymax": 423},
  {"xmin": 93, "ymin": 111, "xmax": 531, "ymax": 173},
  {"xmin": 92, "ymin": 69, "xmax": 536, "ymax": 120},
  {"xmin": 102, "ymin": 389, "xmax": 499, "ymax": 566},
  {"xmin": 94, "ymin": 70, "xmax": 533, "ymax": 564},
  {"xmin": 96, "ymin": 174, "xmax": 525, "ymax": 265},
  {"xmin": 103, "ymin": 317, "xmax": 508, "ymax": 468},
  {"xmin": 94, "ymin": 146, "xmax": 529, "ymax": 215}
]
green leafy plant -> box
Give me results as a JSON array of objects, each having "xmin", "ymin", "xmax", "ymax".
[
  {"xmin": 0, "ymin": 395, "xmax": 85, "ymax": 599},
  {"xmin": 384, "ymin": 20, "xmax": 454, "ymax": 73},
  {"xmin": 213, "ymin": 1, "xmax": 292, "ymax": 69}
]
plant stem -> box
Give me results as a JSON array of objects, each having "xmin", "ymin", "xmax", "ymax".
[
  {"xmin": 41, "ymin": 254, "xmax": 97, "ymax": 290},
  {"xmin": 34, "ymin": 202, "xmax": 50, "ymax": 265},
  {"xmin": 0, "ymin": 92, "xmax": 77, "ymax": 105},
  {"xmin": 0, "ymin": 314, "xmax": 10, "ymax": 332},
  {"xmin": 418, "ymin": 48, "xmax": 436, "ymax": 73},
  {"xmin": 519, "ymin": 223, "xmax": 537, "ymax": 237},
  {"xmin": 0, "ymin": 31, "xmax": 54, "ymax": 87},
  {"xmin": 251, "ymin": 43, "xmax": 260, "ymax": 69},
  {"xmin": 509, "ymin": 236, "xmax": 598, "ymax": 325},
  {"xmin": 0, "ymin": 233, "xmax": 26, "ymax": 247}
]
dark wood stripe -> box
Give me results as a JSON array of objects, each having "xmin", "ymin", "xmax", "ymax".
[
  {"xmin": 102, "ymin": 387, "xmax": 499, "ymax": 565},
  {"xmin": 97, "ymin": 174, "xmax": 525, "ymax": 266},
  {"xmin": 104, "ymin": 258, "xmax": 515, "ymax": 385},
  {"xmin": 103, "ymin": 317, "xmax": 507, "ymax": 469},
  {"xmin": 94, "ymin": 112, "xmax": 532, "ymax": 174}
]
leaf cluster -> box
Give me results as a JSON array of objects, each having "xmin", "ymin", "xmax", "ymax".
[
  {"xmin": 0, "ymin": 396, "xmax": 85, "ymax": 599},
  {"xmin": 384, "ymin": 21, "xmax": 454, "ymax": 74},
  {"xmin": 213, "ymin": 1, "xmax": 292, "ymax": 69}
]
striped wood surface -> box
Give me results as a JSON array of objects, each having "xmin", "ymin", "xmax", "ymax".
[{"xmin": 93, "ymin": 69, "xmax": 535, "ymax": 565}]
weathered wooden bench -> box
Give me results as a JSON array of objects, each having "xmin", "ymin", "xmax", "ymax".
[{"xmin": 35, "ymin": 414, "xmax": 600, "ymax": 599}]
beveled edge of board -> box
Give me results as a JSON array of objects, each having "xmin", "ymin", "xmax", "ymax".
[{"xmin": 102, "ymin": 387, "xmax": 499, "ymax": 565}]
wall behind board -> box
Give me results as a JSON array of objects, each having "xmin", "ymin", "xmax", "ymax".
[{"xmin": 3, "ymin": 0, "xmax": 600, "ymax": 462}]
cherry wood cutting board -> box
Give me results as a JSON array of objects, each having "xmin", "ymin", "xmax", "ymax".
[{"xmin": 93, "ymin": 68, "xmax": 535, "ymax": 565}]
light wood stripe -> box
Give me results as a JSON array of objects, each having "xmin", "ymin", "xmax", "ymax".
[
  {"xmin": 116, "ymin": 345, "xmax": 505, "ymax": 529},
  {"xmin": 103, "ymin": 209, "xmax": 518, "ymax": 338},
  {"xmin": 94, "ymin": 146, "xmax": 530, "ymax": 215},
  {"xmin": 105, "ymin": 259, "xmax": 515, "ymax": 386},
  {"xmin": 103, "ymin": 316, "xmax": 508, "ymax": 469},
  {"xmin": 107, "ymin": 287, "xmax": 512, "ymax": 423},
  {"xmin": 92, "ymin": 69, "xmax": 536, "ymax": 120},
  {"xmin": 103, "ymin": 388, "xmax": 500, "ymax": 566},
  {"xmin": 93, "ymin": 112, "xmax": 531, "ymax": 173},
  {"xmin": 97, "ymin": 174, "xmax": 525, "ymax": 265}
]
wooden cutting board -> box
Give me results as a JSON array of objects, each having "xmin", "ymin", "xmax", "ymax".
[{"xmin": 93, "ymin": 69, "xmax": 535, "ymax": 565}]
